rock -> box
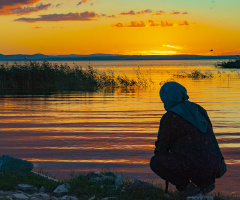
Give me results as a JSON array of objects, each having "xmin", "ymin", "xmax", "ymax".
[
  {"xmin": 59, "ymin": 195, "xmax": 79, "ymax": 200},
  {"xmin": 12, "ymin": 193, "xmax": 29, "ymax": 200},
  {"xmin": 186, "ymin": 194, "xmax": 214, "ymax": 200},
  {"xmin": 18, "ymin": 184, "xmax": 35, "ymax": 192},
  {"xmin": 30, "ymin": 192, "xmax": 51, "ymax": 200},
  {"xmin": 6, "ymin": 195, "xmax": 13, "ymax": 200},
  {"xmin": 68, "ymin": 196, "xmax": 79, "ymax": 200},
  {"xmin": 29, "ymin": 197, "xmax": 38, "ymax": 200},
  {"xmin": 115, "ymin": 175, "xmax": 122, "ymax": 189},
  {"xmin": 39, "ymin": 186, "xmax": 45, "ymax": 193},
  {"xmin": 60, "ymin": 195, "xmax": 69, "ymax": 200},
  {"xmin": 0, "ymin": 190, "xmax": 5, "ymax": 195},
  {"xmin": 88, "ymin": 195, "xmax": 95, "ymax": 200},
  {"xmin": 54, "ymin": 183, "xmax": 70, "ymax": 195},
  {"xmin": 0, "ymin": 155, "xmax": 33, "ymax": 173},
  {"xmin": 38, "ymin": 193, "xmax": 51, "ymax": 199},
  {"xmin": 101, "ymin": 197, "xmax": 116, "ymax": 200},
  {"xmin": 94, "ymin": 171, "xmax": 101, "ymax": 175}
]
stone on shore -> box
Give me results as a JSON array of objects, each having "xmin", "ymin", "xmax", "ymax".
[
  {"xmin": 187, "ymin": 193, "xmax": 214, "ymax": 200},
  {"xmin": 0, "ymin": 155, "xmax": 33, "ymax": 173},
  {"xmin": 18, "ymin": 184, "xmax": 36, "ymax": 192},
  {"xmin": 12, "ymin": 193, "xmax": 29, "ymax": 200},
  {"xmin": 54, "ymin": 183, "xmax": 70, "ymax": 195}
]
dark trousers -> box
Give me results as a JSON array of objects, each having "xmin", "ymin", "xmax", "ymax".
[{"xmin": 150, "ymin": 154, "xmax": 215, "ymax": 191}]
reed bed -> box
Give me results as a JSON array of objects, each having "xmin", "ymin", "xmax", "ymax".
[
  {"xmin": 173, "ymin": 70, "xmax": 214, "ymax": 79},
  {"xmin": 0, "ymin": 61, "xmax": 152, "ymax": 93},
  {"xmin": 216, "ymin": 57, "xmax": 240, "ymax": 68}
]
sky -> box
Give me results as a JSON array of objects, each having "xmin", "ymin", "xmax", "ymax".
[{"xmin": 1, "ymin": 0, "xmax": 240, "ymax": 55}]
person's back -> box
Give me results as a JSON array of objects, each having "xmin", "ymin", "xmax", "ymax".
[{"xmin": 150, "ymin": 81, "xmax": 226, "ymax": 199}]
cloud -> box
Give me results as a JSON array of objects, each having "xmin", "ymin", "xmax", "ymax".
[
  {"xmin": 56, "ymin": 3, "xmax": 63, "ymax": 8},
  {"xmin": 154, "ymin": 11, "xmax": 165, "ymax": 15},
  {"xmin": 114, "ymin": 20, "xmax": 174, "ymax": 28},
  {"xmin": 171, "ymin": 11, "xmax": 189, "ymax": 15},
  {"xmin": 120, "ymin": 9, "xmax": 152, "ymax": 16},
  {"xmin": 0, "ymin": 0, "xmax": 40, "ymax": 9},
  {"xmin": 171, "ymin": 11, "xmax": 181, "ymax": 15},
  {"xmin": 148, "ymin": 20, "xmax": 159, "ymax": 26},
  {"xmin": 114, "ymin": 23, "xmax": 124, "ymax": 27},
  {"xmin": 77, "ymin": 0, "xmax": 94, "ymax": 6},
  {"xmin": 77, "ymin": 0, "xmax": 91, "ymax": 5},
  {"xmin": 120, "ymin": 10, "xmax": 136, "ymax": 15},
  {"xmin": 14, "ymin": 11, "xmax": 98, "ymax": 22},
  {"xmin": 149, "ymin": 20, "xmax": 173, "ymax": 27},
  {"xmin": 8, "ymin": 3, "xmax": 51, "ymax": 15},
  {"xmin": 178, "ymin": 20, "xmax": 189, "ymax": 26},
  {"xmin": 159, "ymin": 21, "xmax": 173, "ymax": 27},
  {"xmin": 128, "ymin": 21, "xmax": 146, "ymax": 27},
  {"xmin": 114, "ymin": 20, "xmax": 192, "ymax": 28},
  {"xmin": 0, "ymin": 0, "xmax": 40, "ymax": 14},
  {"xmin": 100, "ymin": 14, "xmax": 116, "ymax": 18},
  {"xmin": 163, "ymin": 45, "xmax": 182, "ymax": 49},
  {"xmin": 137, "ymin": 9, "xmax": 152, "ymax": 15},
  {"xmin": 114, "ymin": 21, "xmax": 146, "ymax": 27}
]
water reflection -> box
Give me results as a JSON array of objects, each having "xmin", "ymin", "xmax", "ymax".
[{"xmin": 0, "ymin": 61, "xmax": 240, "ymax": 194}]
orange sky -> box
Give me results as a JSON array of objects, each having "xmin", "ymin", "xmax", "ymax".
[{"xmin": 1, "ymin": 0, "xmax": 240, "ymax": 55}]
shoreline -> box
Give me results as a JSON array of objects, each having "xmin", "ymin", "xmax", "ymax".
[{"xmin": 1, "ymin": 171, "xmax": 238, "ymax": 200}]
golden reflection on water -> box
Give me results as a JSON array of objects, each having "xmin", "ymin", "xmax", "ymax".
[
  {"xmin": 27, "ymin": 158, "xmax": 149, "ymax": 164},
  {"xmin": 25, "ymin": 158, "xmax": 240, "ymax": 165}
]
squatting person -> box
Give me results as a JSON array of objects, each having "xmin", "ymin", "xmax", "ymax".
[{"xmin": 150, "ymin": 81, "xmax": 226, "ymax": 198}]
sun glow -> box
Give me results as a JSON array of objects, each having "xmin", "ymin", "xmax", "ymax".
[
  {"xmin": 162, "ymin": 45, "xmax": 182, "ymax": 49},
  {"xmin": 128, "ymin": 50, "xmax": 177, "ymax": 55},
  {"xmin": 0, "ymin": 0, "xmax": 239, "ymax": 55}
]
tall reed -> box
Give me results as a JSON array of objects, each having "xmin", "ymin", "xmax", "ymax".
[{"xmin": 0, "ymin": 61, "xmax": 152, "ymax": 93}]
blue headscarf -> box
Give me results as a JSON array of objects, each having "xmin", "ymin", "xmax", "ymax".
[{"xmin": 160, "ymin": 82, "xmax": 208, "ymax": 133}]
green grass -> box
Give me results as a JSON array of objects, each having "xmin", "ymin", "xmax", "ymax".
[
  {"xmin": 0, "ymin": 61, "xmax": 152, "ymax": 94},
  {"xmin": 68, "ymin": 174, "xmax": 169, "ymax": 200},
  {"xmin": 0, "ymin": 171, "xmax": 59, "ymax": 192},
  {"xmin": 0, "ymin": 171, "xmax": 238, "ymax": 200},
  {"xmin": 216, "ymin": 57, "xmax": 240, "ymax": 69},
  {"xmin": 0, "ymin": 171, "xmax": 174, "ymax": 200}
]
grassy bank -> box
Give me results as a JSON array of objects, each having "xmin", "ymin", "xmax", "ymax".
[
  {"xmin": 216, "ymin": 57, "xmax": 240, "ymax": 68},
  {"xmin": 0, "ymin": 171, "xmax": 172, "ymax": 200},
  {"xmin": 0, "ymin": 171, "xmax": 238, "ymax": 200},
  {"xmin": 0, "ymin": 61, "xmax": 152, "ymax": 93}
]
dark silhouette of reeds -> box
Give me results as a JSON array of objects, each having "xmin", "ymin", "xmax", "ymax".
[
  {"xmin": 217, "ymin": 56, "xmax": 240, "ymax": 68},
  {"xmin": 173, "ymin": 70, "xmax": 213, "ymax": 79},
  {"xmin": 0, "ymin": 61, "xmax": 151, "ymax": 93}
]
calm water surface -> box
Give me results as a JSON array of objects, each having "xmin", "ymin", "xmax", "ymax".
[{"xmin": 0, "ymin": 60, "xmax": 239, "ymax": 195}]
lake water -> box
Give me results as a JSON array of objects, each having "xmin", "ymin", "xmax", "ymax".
[{"xmin": 0, "ymin": 60, "xmax": 239, "ymax": 195}]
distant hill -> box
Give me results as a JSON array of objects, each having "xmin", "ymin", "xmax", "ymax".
[{"xmin": 0, "ymin": 54, "xmax": 238, "ymax": 61}]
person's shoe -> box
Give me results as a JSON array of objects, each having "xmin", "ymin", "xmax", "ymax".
[
  {"xmin": 200, "ymin": 183, "xmax": 215, "ymax": 194},
  {"xmin": 179, "ymin": 182, "xmax": 201, "ymax": 199}
]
